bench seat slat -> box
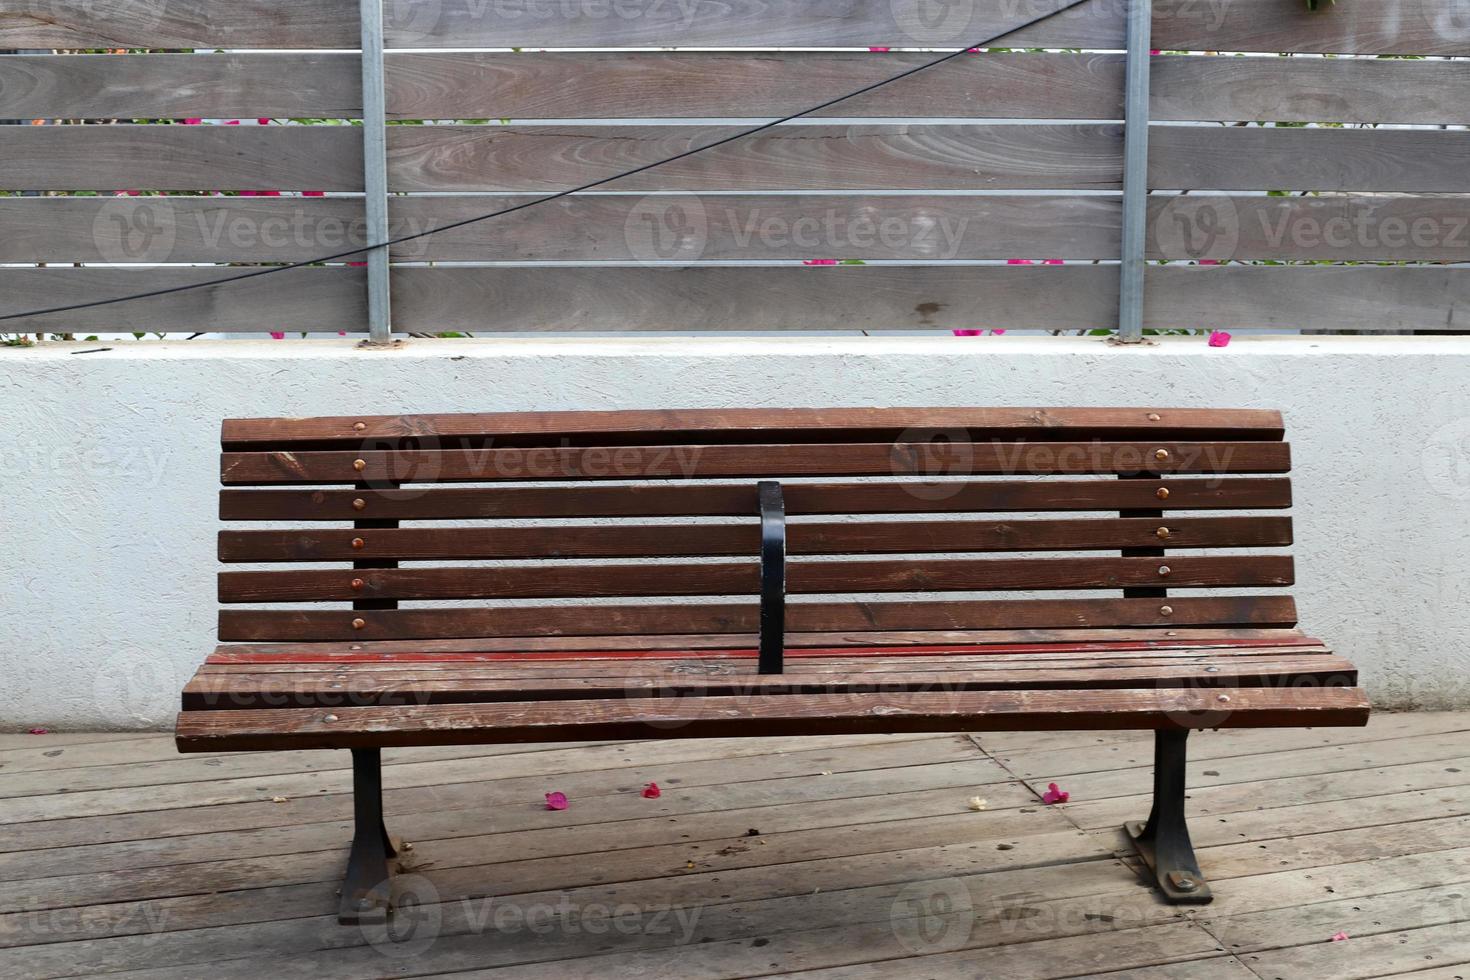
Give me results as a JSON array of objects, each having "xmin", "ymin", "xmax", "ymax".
[
  {"xmin": 219, "ymin": 596, "xmax": 1299, "ymax": 642},
  {"xmin": 221, "ymin": 408, "xmax": 1286, "ymax": 450},
  {"xmin": 219, "ymin": 441, "xmax": 1291, "ymax": 485},
  {"xmin": 174, "ymin": 686, "xmax": 1371, "ymax": 751},
  {"xmin": 218, "ymin": 516, "xmax": 1294, "ymax": 562}
]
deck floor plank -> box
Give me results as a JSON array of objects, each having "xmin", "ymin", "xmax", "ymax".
[{"xmin": 1, "ymin": 713, "xmax": 1462, "ymax": 979}]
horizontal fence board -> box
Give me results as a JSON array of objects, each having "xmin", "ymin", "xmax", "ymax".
[
  {"xmin": 217, "ymin": 555, "xmax": 1294, "ymax": 602},
  {"xmin": 218, "ymin": 516, "xmax": 1293, "ymax": 562},
  {"xmin": 1151, "ymin": 127, "xmax": 1470, "ymax": 193},
  {"xmin": 1151, "ymin": 0, "xmax": 1470, "ymax": 55},
  {"xmin": 0, "ymin": 0, "xmax": 1125, "ymax": 51},
  {"xmin": 10, "ymin": 126, "xmax": 1465, "ymax": 194},
  {"xmin": 12, "ymin": 53, "xmax": 1468, "ymax": 126},
  {"xmin": 218, "ymin": 442, "xmax": 1290, "ymax": 485},
  {"xmin": 218, "ymin": 595, "xmax": 1300, "ymax": 641},
  {"xmin": 1146, "ymin": 266, "xmax": 1470, "ymax": 333},
  {"xmin": 386, "ymin": 265, "xmax": 1116, "ymax": 333},
  {"xmin": 15, "ymin": 192, "xmax": 1470, "ymax": 265},
  {"xmin": 222, "ymin": 407, "xmax": 1283, "ymax": 448},
  {"xmin": 14, "ymin": 52, "xmax": 1470, "ymax": 128},
  {"xmin": 220, "ymin": 478, "xmax": 1292, "ymax": 521},
  {"xmin": 0, "ymin": 194, "xmax": 1123, "ymax": 264},
  {"xmin": 0, "ymin": 267, "xmax": 365, "ymax": 334}
]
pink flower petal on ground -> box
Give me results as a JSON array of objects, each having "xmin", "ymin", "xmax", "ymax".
[
  {"xmin": 1041, "ymin": 783, "xmax": 1070, "ymax": 805},
  {"xmin": 1330, "ymin": 932, "xmax": 1350, "ymax": 943},
  {"xmin": 269, "ymin": 332, "xmax": 286, "ymax": 340},
  {"xmin": 29, "ymin": 728, "xmax": 48, "ymax": 735},
  {"xmin": 642, "ymin": 782, "xmax": 661, "ymax": 799},
  {"xmin": 545, "ymin": 791, "xmax": 568, "ymax": 810},
  {"xmin": 1208, "ymin": 331, "xmax": 1232, "ymax": 348},
  {"xmin": 803, "ymin": 259, "xmax": 838, "ymax": 266}
]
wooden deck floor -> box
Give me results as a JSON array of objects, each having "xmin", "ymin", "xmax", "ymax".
[{"xmin": 3, "ymin": 714, "xmax": 1469, "ymax": 979}]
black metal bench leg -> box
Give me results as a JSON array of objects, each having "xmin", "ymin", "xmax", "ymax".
[
  {"xmin": 1125, "ymin": 729, "xmax": 1213, "ymax": 905},
  {"xmin": 339, "ymin": 748, "xmax": 400, "ymax": 924}
]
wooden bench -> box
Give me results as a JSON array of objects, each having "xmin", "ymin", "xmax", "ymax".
[{"xmin": 176, "ymin": 407, "xmax": 1369, "ymax": 922}]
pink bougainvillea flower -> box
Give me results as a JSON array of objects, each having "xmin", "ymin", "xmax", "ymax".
[
  {"xmin": 1330, "ymin": 932, "xmax": 1349, "ymax": 943},
  {"xmin": 1041, "ymin": 259, "xmax": 1063, "ymax": 265},
  {"xmin": 304, "ymin": 191, "xmax": 325, "ymax": 197},
  {"xmin": 29, "ymin": 728, "xmax": 48, "ymax": 735},
  {"xmin": 803, "ymin": 259, "xmax": 838, "ymax": 266},
  {"xmin": 545, "ymin": 791, "xmax": 569, "ymax": 810},
  {"xmin": 258, "ymin": 118, "xmax": 272, "ymax": 125},
  {"xmin": 642, "ymin": 782, "xmax": 661, "ymax": 799},
  {"xmin": 1041, "ymin": 783, "xmax": 1070, "ymax": 805},
  {"xmin": 1208, "ymin": 331, "xmax": 1232, "ymax": 348},
  {"xmin": 269, "ymin": 332, "xmax": 286, "ymax": 340},
  {"xmin": 183, "ymin": 118, "xmax": 202, "ymax": 126},
  {"xmin": 239, "ymin": 191, "xmax": 282, "ymax": 198},
  {"xmin": 1198, "ymin": 259, "xmax": 1220, "ymax": 266},
  {"xmin": 1006, "ymin": 258, "xmax": 1035, "ymax": 265},
  {"xmin": 868, "ymin": 46, "xmax": 890, "ymax": 52},
  {"xmin": 990, "ymin": 329, "xmax": 1006, "ymax": 335},
  {"xmin": 952, "ymin": 329, "xmax": 984, "ymax": 336}
]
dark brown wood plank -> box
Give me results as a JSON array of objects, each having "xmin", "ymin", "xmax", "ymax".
[
  {"xmin": 219, "ymin": 478, "xmax": 1294, "ymax": 521},
  {"xmin": 180, "ymin": 656, "xmax": 1358, "ymax": 710},
  {"xmin": 217, "ymin": 595, "xmax": 1300, "ymax": 641},
  {"xmin": 218, "ymin": 441, "xmax": 1291, "ymax": 485},
  {"xmin": 172, "ymin": 686, "xmax": 1371, "ymax": 751},
  {"xmin": 221, "ymin": 407, "xmax": 1285, "ymax": 449},
  {"xmin": 217, "ymin": 516, "xmax": 1293, "ymax": 562},
  {"xmin": 217, "ymin": 555, "xmax": 1294, "ymax": 603},
  {"xmin": 207, "ymin": 626, "xmax": 1315, "ymax": 660},
  {"xmin": 0, "ymin": 0, "xmax": 1125, "ymax": 50}
]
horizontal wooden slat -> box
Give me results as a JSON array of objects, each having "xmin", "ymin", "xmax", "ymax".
[
  {"xmin": 1, "ymin": 0, "xmax": 1124, "ymax": 50},
  {"xmin": 2, "ymin": 124, "xmax": 1126, "ymax": 193},
  {"xmin": 207, "ymin": 627, "xmax": 1317, "ymax": 661},
  {"xmin": 219, "ymin": 478, "xmax": 1293, "ymax": 521},
  {"xmin": 12, "ymin": 53, "xmax": 1467, "ymax": 126},
  {"xmin": 9, "ymin": 124, "xmax": 1468, "ymax": 194},
  {"xmin": 221, "ymin": 407, "xmax": 1284, "ymax": 450},
  {"xmin": 10, "ymin": 0, "xmax": 1464, "ymax": 54},
  {"xmin": 218, "ymin": 595, "xmax": 1300, "ymax": 641},
  {"xmin": 218, "ymin": 516, "xmax": 1293, "ymax": 562},
  {"xmin": 0, "ymin": 194, "xmax": 1123, "ymax": 264},
  {"xmin": 181, "ymin": 655, "xmax": 1357, "ymax": 709},
  {"xmin": 218, "ymin": 555, "xmax": 1295, "ymax": 602},
  {"xmin": 172, "ymin": 685, "xmax": 1371, "ymax": 752},
  {"xmin": 219, "ymin": 441, "xmax": 1290, "ymax": 485}
]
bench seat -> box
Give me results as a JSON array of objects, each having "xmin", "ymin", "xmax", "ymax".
[{"xmin": 180, "ymin": 407, "xmax": 1368, "ymax": 919}]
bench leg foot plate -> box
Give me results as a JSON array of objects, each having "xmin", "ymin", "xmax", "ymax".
[
  {"xmin": 1125, "ymin": 730, "xmax": 1213, "ymax": 905},
  {"xmin": 338, "ymin": 747, "xmax": 400, "ymax": 924}
]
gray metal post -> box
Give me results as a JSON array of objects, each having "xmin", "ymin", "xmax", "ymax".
[
  {"xmin": 1117, "ymin": 0, "xmax": 1153, "ymax": 344},
  {"xmin": 359, "ymin": 0, "xmax": 392, "ymax": 343}
]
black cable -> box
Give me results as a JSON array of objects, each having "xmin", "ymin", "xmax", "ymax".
[{"xmin": 2, "ymin": 0, "xmax": 1091, "ymax": 325}]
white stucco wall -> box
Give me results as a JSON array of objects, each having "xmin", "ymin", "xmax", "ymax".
[{"xmin": 3, "ymin": 335, "xmax": 1469, "ymax": 729}]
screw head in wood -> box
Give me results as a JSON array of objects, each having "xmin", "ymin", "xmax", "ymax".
[
  {"xmin": 1216, "ymin": 694, "xmax": 1231, "ymax": 703},
  {"xmin": 352, "ymin": 498, "xmax": 367, "ymax": 511},
  {"xmin": 1159, "ymin": 605, "xmax": 1173, "ymax": 616},
  {"xmin": 1155, "ymin": 487, "xmax": 1170, "ymax": 500},
  {"xmin": 350, "ymin": 578, "xmax": 365, "ymax": 591},
  {"xmin": 1167, "ymin": 871, "xmax": 1200, "ymax": 892},
  {"xmin": 351, "ymin": 618, "xmax": 366, "ymax": 630},
  {"xmin": 1147, "ymin": 413, "xmax": 1162, "ymax": 422},
  {"xmin": 1205, "ymin": 666, "xmax": 1220, "ymax": 673},
  {"xmin": 1154, "ymin": 448, "xmax": 1170, "ymax": 461},
  {"xmin": 323, "ymin": 714, "xmax": 340, "ymax": 722},
  {"xmin": 1158, "ymin": 565, "xmax": 1171, "ymax": 576},
  {"xmin": 353, "ymin": 422, "xmax": 366, "ymax": 432},
  {"xmin": 1156, "ymin": 527, "xmax": 1171, "ymax": 539},
  {"xmin": 351, "ymin": 537, "xmax": 366, "ymax": 550},
  {"xmin": 353, "ymin": 458, "xmax": 367, "ymax": 472}
]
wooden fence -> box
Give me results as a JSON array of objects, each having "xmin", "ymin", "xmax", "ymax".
[{"xmin": 1, "ymin": 0, "xmax": 1467, "ymax": 335}]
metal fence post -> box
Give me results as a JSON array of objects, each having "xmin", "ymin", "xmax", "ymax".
[
  {"xmin": 1117, "ymin": 0, "xmax": 1153, "ymax": 344},
  {"xmin": 359, "ymin": 0, "xmax": 392, "ymax": 344}
]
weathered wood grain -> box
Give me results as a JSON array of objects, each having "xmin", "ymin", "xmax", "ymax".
[{"xmin": 9, "ymin": 52, "xmax": 1468, "ymax": 126}]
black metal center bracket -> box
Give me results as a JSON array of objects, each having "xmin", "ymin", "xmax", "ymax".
[
  {"xmin": 1125, "ymin": 729, "xmax": 1214, "ymax": 904},
  {"xmin": 338, "ymin": 747, "xmax": 403, "ymax": 923},
  {"xmin": 757, "ymin": 480, "xmax": 786, "ymax": 675}
]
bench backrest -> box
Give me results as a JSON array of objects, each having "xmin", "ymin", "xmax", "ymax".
[{"xmin": 217, "ymin": 407, "xmax": 1295, "ymax": 645}]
